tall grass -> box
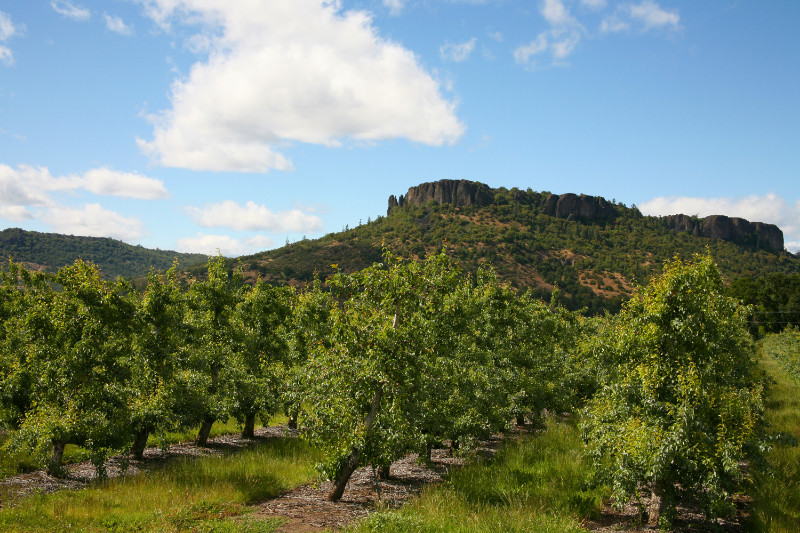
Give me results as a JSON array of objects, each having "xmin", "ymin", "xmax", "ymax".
[
  {"xmin": 747, "ymin": 340, "xmax": 800, "ymax": 533},
  {"xmin": 0, "ymin": 437, "xmax": 322, "ymax": 532},
  {"xmin": 350, "ymin": 417, "xmax": 606, "ymax": 533}
]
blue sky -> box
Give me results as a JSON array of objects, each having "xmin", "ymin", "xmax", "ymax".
[{"xmin": 1, "ymin": 0, "xmax": 798, "ymax": 256}]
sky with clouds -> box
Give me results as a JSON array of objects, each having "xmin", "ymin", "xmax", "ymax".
[{"xmin": 0, "ymin": 0, "xmax": 798, "ymax": 256}]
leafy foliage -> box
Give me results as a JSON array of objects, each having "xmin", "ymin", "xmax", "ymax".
[{"xmin": 581, "ymin": 254, "xmax": 765, "ymax": 528}]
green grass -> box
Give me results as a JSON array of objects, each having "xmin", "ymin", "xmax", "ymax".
[
  {"xmin": 349, "ymin": 417, "xmax": 606, "ymax": 533},
  {"xmin": 746, "ymin": 342, "xmax": 800, "ymax": 533},
  {"xmin": 0, "ymin": 437, "xmax": 322, "ymax": 532},
  {"xmin": 1, "ymin": 415, "xmax": 288, "ymax": 480}
]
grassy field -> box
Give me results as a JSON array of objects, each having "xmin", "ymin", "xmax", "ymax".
[
  {"xmin": 0, "ymin": 436, "xmax": 322, "ymax": 532},
  {"xmin": 348, "ymin": 417, "xmax": 606, "ymax": 533},
  {"xmin": 746, "ymin": 339, "xmax": 800, "ymax": 532}
]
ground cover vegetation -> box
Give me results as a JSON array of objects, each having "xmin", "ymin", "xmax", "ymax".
[{"xmin": 0, "ymin": 250, "xmax": 780, "ymax": 531}]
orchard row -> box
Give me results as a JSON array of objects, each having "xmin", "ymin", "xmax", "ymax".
[{"xmin": 0, "ymin": 251, "xmax": 764, "ymax": 528}]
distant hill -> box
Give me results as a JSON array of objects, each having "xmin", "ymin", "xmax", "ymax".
[
  {"xmin": 0, "ymin": 228, "xmax": 209, "ymax": 280},
  {"xmin": 233, "ymin": 179, "xmax": 799, "ymax": 314}
]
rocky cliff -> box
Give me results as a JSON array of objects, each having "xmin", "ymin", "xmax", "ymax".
[
  {"xmin": 388, "ymin": 179, "xmax": 494, "ymax": 214},
  {"xmin": 542, "ymin": 193, "xmax": 616, "ymax": 221},
  {"xmin": 388, "ymin": 179, "xmax": 785, "ymax": 252},
  {"xmin": 664, "ymin": 214, "xmax": 783, "ymax": 253}
]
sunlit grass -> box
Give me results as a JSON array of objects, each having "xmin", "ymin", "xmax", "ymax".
[
  {"xmin": 746, "ymin": 349, "xmax": 800, "ymax": 532},
  {"xmin": 1, "ymin": 414, "xmax": 289, "ymax": 480},
  {"xmin": 0, "ymin": 437, "xmax": 322, "ymax": 532},
  {"xmin": 350, "ymin": 417, "xmax": 606, "ymax": 533}
]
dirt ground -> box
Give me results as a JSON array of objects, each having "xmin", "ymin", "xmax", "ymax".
[{"xmin": 1, "ymin": 426, "xmax": 750, "ymax": 532}]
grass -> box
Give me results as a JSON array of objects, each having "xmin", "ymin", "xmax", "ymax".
[
  {"xmin": 746, "ymin": 338, "xmax": 800, "ymax": 533},
  {"xmin": 349, "ymin": 417, "xmax": 607, "ymax": 533},
  {"xmin": 0, "ymin": 436, "xmax": 323, "ymax": 532},
  {"xmin": 1, "ymin": 414, "xmax": 289, "ymax": 480}
]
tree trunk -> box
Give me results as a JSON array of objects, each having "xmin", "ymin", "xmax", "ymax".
[
  {"xmin": 196, "ymin": 416, "xmax": 215, "ymax": 447},
  {"xmin": 242, "ymin": 413, "xmax": 256, "ymax": 438},
  {"xmin": 516, "ymin": 413, "xmax": 526, "ymax": 426},
  {"xmin": 287, "ymin": 414, "xmax": 298, "ymax": 430},
  {"xmin": 130, "ymin": 427, "xmax": 150, "ymax": 459},
  {"xmin": 378, "ymin": 463, "xmax": 391, "ymax": 480},
  {"xmin": 48, "ymin": 440, "xmax": 66, "ymax": 477},
  {"xmin": 327, "ymin": 386, "xmax": 383, "ymax": 502},
  {"xmin": 647, "ymin": 486, "xmax": 664, "ymax": 527}
]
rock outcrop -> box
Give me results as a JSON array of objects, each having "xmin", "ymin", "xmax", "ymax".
[
  {"xmin": 543, "ymin": 193, "xmax": 616, "ymax": 221},
  {"xmin": 664, "ymin": 214, "xmax": 784, "ymax": 252},
  {"xmin": 387, "ymin": 179, "xmax": 785, "ymax": 253},
  {"xmin": 388, "ymin": 179, "xmax": 494, "ymax": 215}
]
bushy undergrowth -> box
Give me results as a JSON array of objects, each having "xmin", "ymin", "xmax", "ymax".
[
  {"xmin": 350, "ymin": 417, "xmax": 606, "ymax": 533},
  {"xmin": 0, "ymin": 437, "xmax": 321, "ymax": 532},
  {"xmin": 746, "ymin": 343, "xmax": 800, "ymax": 533}
]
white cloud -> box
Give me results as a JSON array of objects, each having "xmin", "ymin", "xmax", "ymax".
[
  {"xmin": 0, "ymin": 164, "xmax": 169, "ymax": 205},
  {"xmin": 514, "ymin": 33, "xmax": 549, "ymax": 68},
  {"xmin": 440, "ymin": 38, "xmax": 477, "ymax": 63},
  {"xmin": 0, "ymin": 205, "xmax": 33, "ymax": 222},
  {"xmin": 383, "ymin": 0, "xmax": 405, "ymax": 16},
  {"xmin": 41, "ymin": 204, "xmax": 146, "ymax": 241},
  {"xmin": 0, "ymin": 10, "xmax": 22, "ymax": 67},
  {"xmin": 629, "ymin": 0, "xmax": 680, "ymax": 30},
  {"xmin": 104, "ymin": 14, "xmax": 134, "ymax": 36},
  {"xmin": 78, "ymin": 168, "xmax": 169, "ymax": 199},
  {"xmin": 51, "ymin": 1, "xmax": 91, "ymax": 21},
  {"xmin": 540, "ymin": 0, "xmax": 577, "ymax": 26},
  {"xmin": 136, "ymin": 0, "xmax": 464, "ymax": 173},
  {"xmin": 186, "ymin": 200, "xmax": 323, "ymax": 233},
  {"xmin": 176, "ymin": 233, "xmax": 246, "ymax": 256},
  {"xmin": 601, "ymin": 1, "xmax": 680, "ymax": 33},
  {"xmin": 639, "ymin": 194, "xmax": 800, "ymax": 253}
]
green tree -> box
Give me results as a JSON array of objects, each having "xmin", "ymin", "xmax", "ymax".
[
  {"xmin": 127, "ymin": 265, "xmax": 188, "ymax": 458},
  {"xmin": 184, "ymin": 256, "xmax": 244, "ymax": 446},
  {"xmin": 581, "ymin": 254, "xmax": 765, "ymax": 528},
  {"xmin": 5, "ymin": 260, "xmax": 135, "ymax": 476},
  {"xmin": 232, "ymin": 279, "xmax": 291, "ymax": 438}
]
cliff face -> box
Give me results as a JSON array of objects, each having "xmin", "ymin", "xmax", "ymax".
[
  {"xmin": 543, "ymin": 193, "xmax": 616, "ymax": 221},
  {"xmin": 387, "ymin": 179, "xmax": 785, "ymax": 252},
  {"xmin": 664, "ymin": 214, "xmax": 783, "ymax": 253},
  {"xmin": 388, "ymin": 179, "xmax": 494, "ymax": 214}
]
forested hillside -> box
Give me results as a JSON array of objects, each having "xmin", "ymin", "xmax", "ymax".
[
  {"xmin": 235, "ymin": 180, "xmax": 800, "ymax": 314},
  {"xmin": 0, "ymin": 228, "xmax": 208, "ymax": 280}
]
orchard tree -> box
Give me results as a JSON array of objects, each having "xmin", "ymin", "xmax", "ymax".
[
  {"xmin": 302, "ymin": 250, "xmax": 464, "ymax": 501},
  {"xmin": 581, "ymin": 254, "xmax": 765, "ymax": 528},
  {"xmin": 232, "ymin": 279, "xmax": 291, "ymax": 438},
  {"xmin": 282, "ymin": 278, "xmax": 333, "ymax": 430},
  {"xmin": 0, "ymin": 261, "xmax": 30, "ymax": 430},
  {"xmin": 185, "ymin": 255, "xmax": 244, "ymax": 446},
  {"xmin": 7, "ymin": 260, "xmax": 135, "ymax": 476},
  {"xmin": 127, "ymin": 265, "xmax": 188, "ymax": 458}
]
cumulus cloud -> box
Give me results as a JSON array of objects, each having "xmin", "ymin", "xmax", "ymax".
[
  {"xmin": 104, "ymin": 14, "xmax": 134, "ymax": 35},
  {"xmin": 136, "ymin": 0, "xmax": 464, "ymax": 173},
  {"xmin": 0, "ymin": 10, "xmax": 22, "ymax": 66},
  {"xmin": 0, "ymin": 164, "xmax": 168, "ymax": 206},
  {"xmin": 41, "ymin": 204, "xmax": 146, "ymax": 241},
  {"xmin": 639, "ymin": 194, "xmax": 800, "ymax": 253},
  {"xmin": 51, "ymin": 1, "xmax": 91, "ymax": 21},
  {"xmin": 77, "ymin": 168, "xmax": 169, "ymax": 199},
  {"xmin": 176, "ymin": 233, "xmax": 274, "ymax": 256},
  {"xmin": 0, "ymin": 163, "xmax": 168, "ymax": 241},
  {"xmin": 440, "ymin": 38, "xmax": 477, "ymax": 62},
  {"xmin": 186, "ymin": 200, "xmax": 323, "ymax": 233}
]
